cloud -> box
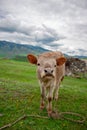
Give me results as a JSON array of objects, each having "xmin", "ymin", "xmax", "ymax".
[
  {"xmin": 0, "ymin": 15, "xmax": 35, "ymax": 35},
  {"xmin": 0, "ymin": 0, "xmax": 87, "ymax": 56},
  {"xmin": 34, "ymin": 24, "xmax": 65, "ymax": 45},
  {"xmin": 0, "ymin": 15, "xmax": 65, "ymax": 46}
]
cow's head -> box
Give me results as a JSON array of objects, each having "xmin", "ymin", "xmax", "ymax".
[{"xmin": 27, "ymin": 54, "xmax": 66, "ymax": 80}]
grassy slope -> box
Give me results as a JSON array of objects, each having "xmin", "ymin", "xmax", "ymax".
[{"xmin": 0, "ymin": 59, "xmax": 87, "ymax": 130}]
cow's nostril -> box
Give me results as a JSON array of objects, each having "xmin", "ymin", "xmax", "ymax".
[
  {"xmin": 51, "ymin": 70, "xmax": 53, "ymax": 73},
  {"xmin": 44, "ymin": 69, "xmax": 48, "ymax": 73}
]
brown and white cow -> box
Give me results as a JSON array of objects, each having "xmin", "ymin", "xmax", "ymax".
[{"xmin": 27, "ymin": 51, "xmax": 66, "ymax": 116}]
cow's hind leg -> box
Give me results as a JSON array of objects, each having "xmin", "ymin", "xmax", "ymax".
[
  {"xmin": 54, "ymin": 77, "xmax": 64, "ymax": 100},
  {"xmin": 54, "ymin": 82, "xmax": 60, "ymax": 100}
]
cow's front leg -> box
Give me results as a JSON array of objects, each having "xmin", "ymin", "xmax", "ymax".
[
  {"xmin": 40, "ymin": 86, "xmax": 46, "ymax": 110},
  {"xmin": 47, "ymin": 87, "xmax": 54, "ymax": 116},
  {"xmin": 47, "ymin": 97, "xmax": 52, "ymax": 116}
]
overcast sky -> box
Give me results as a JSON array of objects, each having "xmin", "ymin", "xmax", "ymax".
[{"xmin": 0, "ymin": 0, "xmax": 87, "ymax": 56}]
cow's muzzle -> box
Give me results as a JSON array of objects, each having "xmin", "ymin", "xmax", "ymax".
[{"xmin": 44, "ymin": 69, "xmax": 54, "ymax": 77}]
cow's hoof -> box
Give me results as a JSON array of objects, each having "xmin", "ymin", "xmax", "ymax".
[
  {"xmin": 40, "ymin": 102, "xmax": 45, "ymax": 110},
  {"xmin": 47, "ymin": 110, "xmax": 52, "ymax": 117},
  {"xmin": 48, "ymin": 111, "xmax": 59, "ymax": 119},
  {"xmin": 53, "ymin": 95, "xmax": 58, "ymax": 101},
  {"xmin": 40, "ymin": 105, "xmax": 45, "ymax": 110}
]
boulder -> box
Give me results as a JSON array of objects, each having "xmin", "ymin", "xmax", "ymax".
[{"xmin": 65, "ymin": 57, "xmax": 87, "ymax": 78}]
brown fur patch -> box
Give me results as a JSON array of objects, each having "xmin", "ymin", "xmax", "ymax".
[{"xmin": 48, "ymin": 97, "xmax": 52, "ymax": 102}]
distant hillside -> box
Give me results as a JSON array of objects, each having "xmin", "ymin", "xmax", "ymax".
[
  {"xmin": 0, "ymin": 40, "xmax": 87, "ymax": 61},
  {"xmin": 0, "ymin": 41, "xmax": 48, "ymax": 59}
]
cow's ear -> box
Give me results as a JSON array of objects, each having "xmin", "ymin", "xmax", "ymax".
[
  {"xmin": 27, "ymin": 54, "xmax": 37, "ymax": 65},
  {"xmin": 56, "ymin": 57, "xmax": 66, "ymax": 66}
]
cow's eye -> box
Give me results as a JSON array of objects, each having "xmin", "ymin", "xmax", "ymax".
[{"xmin": 37, "ymin": 63, "xmax": 40, "ymax": 66}]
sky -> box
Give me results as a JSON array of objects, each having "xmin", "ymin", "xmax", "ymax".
[{"xmin": 0, "ymin": 0, "xmax": 87, "ymax": 56}]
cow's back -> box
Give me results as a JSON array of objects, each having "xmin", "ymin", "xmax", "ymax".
[{"xmin": 38, "ymin": 51, "xmax": 64, "ymax": 59}]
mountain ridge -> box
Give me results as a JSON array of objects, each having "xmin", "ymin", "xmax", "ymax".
[
  {"xmin": 0, "ymin": 40, "xmax": 87, "ymax": 59},
  {"xmin": 0, "ymin": 40, "xmax": 48, "ymax": 58}
]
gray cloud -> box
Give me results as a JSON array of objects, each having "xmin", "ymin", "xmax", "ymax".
[
  {"xmin": 0, "ymin": 15, "xmax": 65, "ymax": 45},
  {"xmin": 35, "ymin": 24, "xmax": 65, "ymax": 45},
  {"xmin": 0, "ymin": 16, "xmax": 35, "ymax": 35}
]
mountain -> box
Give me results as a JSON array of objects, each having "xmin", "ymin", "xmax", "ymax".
[
  {"xmin": 0, "ymin": 41, "xmax": 48, "ymax": 59},
  {"xmin": 0, "ymin": 40, "xmax": 87, "ymax": 60}
]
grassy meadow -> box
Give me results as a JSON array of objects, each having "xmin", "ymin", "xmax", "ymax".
[{"xmin": 0, "ymin": 59, "xmax": 87, "ymax": 130}]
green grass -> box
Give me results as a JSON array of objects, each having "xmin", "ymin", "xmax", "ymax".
[{"xmin": 0, "ymin": 59, "xmax": 87, "ymax": 130}]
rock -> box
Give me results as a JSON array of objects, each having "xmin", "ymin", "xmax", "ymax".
[{"xmin": 65, "ymin": 57, "xmax": 87, "ymax": 78}]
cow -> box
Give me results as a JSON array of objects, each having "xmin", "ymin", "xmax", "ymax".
[{"xmin": 27, "ymin": 51, "xmax": 66, "ymax": 117}]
